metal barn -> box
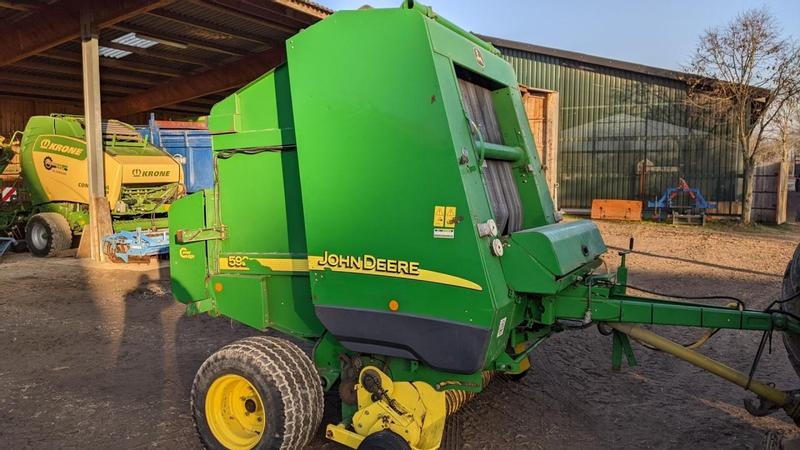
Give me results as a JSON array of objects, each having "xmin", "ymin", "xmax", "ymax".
[{"xmin": 483, "ymin": 35, "xmax": 747, "ymax": 216}]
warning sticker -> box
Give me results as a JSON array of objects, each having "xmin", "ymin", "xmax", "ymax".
[
  {"xmin": 433, "ymin": 228, "xmax": 454, "ymax": 239},
  {"xmin": 444, "ymin": 206, "xmax": 457, "ymax": 228},
  {"xmin": 433, "ymin": 205, "xmax": 445, "ymax": 227}
]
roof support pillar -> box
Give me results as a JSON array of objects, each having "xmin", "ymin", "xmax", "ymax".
[{"xmin": 79, "ymin": 11, "xmax": 113, "ymax": 261}]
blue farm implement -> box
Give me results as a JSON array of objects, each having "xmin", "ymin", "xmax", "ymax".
[
  {"xmin": 0, "ymin": 237, "xmax": 16, "ymax": 258},
  {"xmin": 648, "ymin": 178, "xmax": 716, "ymax": 225},
  {"xmin": 102, "ymin": 228, "xmax": 169, "ymax": 263}
]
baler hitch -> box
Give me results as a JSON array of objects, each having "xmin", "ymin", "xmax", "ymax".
[{"xmin": 608, "ymin": 322, "xmax": 800, "ymax": 424}]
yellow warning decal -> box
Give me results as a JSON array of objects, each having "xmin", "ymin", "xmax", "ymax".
[
  {"xmin": 309, "ymin": 251, "xmax": 482, "ymax": 291},
  {"xmin": 433, "ymin": 205, "xmax": 445, "ymax": 227},
  {"xmin": 444, "ymin": 206, "xmax": 457, "ymax": 228}
]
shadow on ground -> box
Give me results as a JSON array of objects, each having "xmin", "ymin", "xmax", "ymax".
[{"xmin": 1, "ymin": 218, "xmax": 800, "ymax": 449}]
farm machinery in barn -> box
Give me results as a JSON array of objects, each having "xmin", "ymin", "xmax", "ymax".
[
  {"xmin": 0, "ymin": 115, "xmax": 183, "ymax": 258},
  {"xmin": 168, "ymin": 2, "xmax": 800, "ymax": 449}
]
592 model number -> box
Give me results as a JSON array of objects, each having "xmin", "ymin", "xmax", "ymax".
[{"xmin": 227, "ymin": 255, "xmax": 250, "ymax": 268}]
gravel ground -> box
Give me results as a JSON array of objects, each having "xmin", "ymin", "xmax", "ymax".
[{"xmin": 1, "ymin": 220, "xmax": 800, "ymax": 449}]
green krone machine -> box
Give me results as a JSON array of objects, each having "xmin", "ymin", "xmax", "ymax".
[
  {"xmin": 169, "ymin": 2, "xmax": 800, "ymax": 449},
  {"xmin": 2, "ymin": 114, "xmax": 182, "ymax": 256}
]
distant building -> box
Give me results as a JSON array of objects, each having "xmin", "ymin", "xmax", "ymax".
[{"xmin": 482, "ymin": 35, "xmax": 766, "ymax": 216}]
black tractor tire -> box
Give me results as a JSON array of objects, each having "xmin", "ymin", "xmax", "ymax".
[
  {"xmin": 191, "ymin": 335, "xmax": 324, "ymax": 450},
  {"xmin": 358, "ymin": 430, "xmax": 411, "ymax": 450},
  {"xmin": 782, "ymin": 243, "xmax": 800, "ymax": 378},
  {"xmin": 25, "ymin": 213, "xmax": 72, "ymax": 257}
]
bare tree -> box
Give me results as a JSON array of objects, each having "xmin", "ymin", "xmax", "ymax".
[
  {"xmin": 773, "ymin": 98, "xmax": 800, "ymax": 163},
  {"xmin": 687, "ymin": 8, "xmax": 800, "ymax": 224}
]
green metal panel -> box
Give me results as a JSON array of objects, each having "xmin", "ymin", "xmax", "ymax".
[
  {"xmin": 212, "ymin": 274, "xmax": 268, "ymax": 330},
  {"xmin": 169, "ymin": 191, "xmax": 209, "ymax": 303},
  {"xmin": 210, "ymin": 65, "xmax": 296, "ymax": 150},
  {"xmin": 499, "ymin": 48, "xmax": 742, "ymax": 213},
  {"xmin": 210, "ymin": 148, "xmax": 323, "ymax": 338},
  {"xmin": 216, "ymin": 151, "xmax": 306, "ymax": 257},
  {"xmin": 508, "ymin": 220, "xmax": 606, "ymax": 277},
  {"xmin": 211, "ymin": 272, "xmax": 322, "ymax": 336},
  {"xmin": 285, "ymin": 6, "xmax": 557, "ymax": 371}
]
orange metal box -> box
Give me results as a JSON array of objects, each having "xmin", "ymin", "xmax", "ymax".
[{"xmin": 591, "ymin": 199, "xmax": 642, "ymax": 221}]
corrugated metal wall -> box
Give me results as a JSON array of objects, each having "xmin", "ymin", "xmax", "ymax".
[{"xmin": 500, "ymin": 48, "xmax": 742, "ymax": 214}]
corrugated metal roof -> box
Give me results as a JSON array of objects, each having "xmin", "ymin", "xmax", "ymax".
[
  {"xmin": 480, "ymin": 35, "xmax": 696, "ymax": 84},
  {"xmin": 0, "ymin": 0, "xmax": 330, "ymax": 117}
]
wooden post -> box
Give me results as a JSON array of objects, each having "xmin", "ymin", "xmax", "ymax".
[
  {"xmin": 80, "ymin": 11, "xmax": 113, "ymax": 261},
  {"xmin": 547, "ymin": 91, "xmax": 559, "ymax": 210},
  {"xmin": 777, "ymin": 160, "xmax": 788, "ymax": 225}
]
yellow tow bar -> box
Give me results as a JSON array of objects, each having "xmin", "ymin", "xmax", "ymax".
[{"xmin": 608, "ymin": 322, "xmax": 800, "ymax": 420}]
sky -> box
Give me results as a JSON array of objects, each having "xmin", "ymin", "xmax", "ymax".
[{"xmin": 317, "ymin": 0, "xmax": 800, "ymax": 72}]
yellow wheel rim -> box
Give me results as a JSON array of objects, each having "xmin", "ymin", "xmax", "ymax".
[{"xmin": 205, "ymin": 374, "xmax": 267, "ymax": 450}]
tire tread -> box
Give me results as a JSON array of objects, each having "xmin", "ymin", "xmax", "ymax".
[{"xmin": 191, "ymin": 335, "xmax": 323, "ymax": 450}]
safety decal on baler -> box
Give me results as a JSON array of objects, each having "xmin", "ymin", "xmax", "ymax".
[{"xmin": 432, "ymin": 205, "xmax": 457, "ymax": 239}]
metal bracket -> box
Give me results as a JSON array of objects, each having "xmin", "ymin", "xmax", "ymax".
[
  {"xmin": 611, "ymin": 330, "xmax": 637, "ymax": 371},
  {"xmin": 176, "ymin": 226, "xmax": 226, "ymax": 244},
  {"xmin": 745, "ymin": 389, "xmax": 800, "ymax": 426},
  {"xmin": 185, "ymin": 298, "xmax": 215, "ymax": 316},
  {"xmin": 744, "ymin": 393, "xmax": 781, "ymax": 417}
]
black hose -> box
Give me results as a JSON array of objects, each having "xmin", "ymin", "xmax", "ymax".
[{"xmin": 601, "ymin": 281, "xmax": 747, "ymax": 309}]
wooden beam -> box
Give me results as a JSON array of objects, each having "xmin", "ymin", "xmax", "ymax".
[
  {"xmin": 0, "ymin": 1, "xmax": 37, "ymax": 12},
  {"xmin": 157, "ymin": 104, "xmax": 210, "ymax": 114},
  {"xmin": 111, "ymin": 24, "xmax": 245, "ymax": 56},
  {"xmin": 15, "ymin": 59, "xmax": 166, "ymax": 85},
  {"xmin": 0, "ymin": 71, "xmax": 139, "ymax": 95},
  {"xmin": 0, "ymin": 0, "xmax": 174, "ymax": 67},
  {"xmin": 40, "ymin": 49, "xmax": 188, "ymax": 77},
  {"xmin": 0, "ymin": 83, "xmax": 86, "ymax": 100},
  {"xmin": 146, "ymin": 9, "xmax": 270, "ymax": 45},
  {"xmin": 104, "ymin": 46, "xmax": 285, "ymax": 118}
]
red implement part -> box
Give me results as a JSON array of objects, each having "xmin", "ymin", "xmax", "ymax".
[{"xmin": 669, "ymin": 178, "xmax": 697, "ymax": 201}]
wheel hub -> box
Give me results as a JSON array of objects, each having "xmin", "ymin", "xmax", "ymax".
[
  {"xmin": 205, "ymin": 374, "xmax": 266, "ymax": 449},
  {"xmin": 29, "ymin": 222, "xmax": 48, "ymax": 250}
]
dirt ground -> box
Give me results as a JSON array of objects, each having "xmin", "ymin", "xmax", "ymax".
[{"xmin": 2, "ymin": 220, "xmax": 800, "ymax": 449}]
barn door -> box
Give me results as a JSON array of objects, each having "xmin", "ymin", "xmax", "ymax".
[{"xmin": 521, "ymin": 87, "xmax": 559, "ymax": 209}]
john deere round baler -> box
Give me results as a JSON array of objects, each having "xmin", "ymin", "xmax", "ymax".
[{"xmin": 168, "ymin": 2, "xmax": 800, "ymax": 449}]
